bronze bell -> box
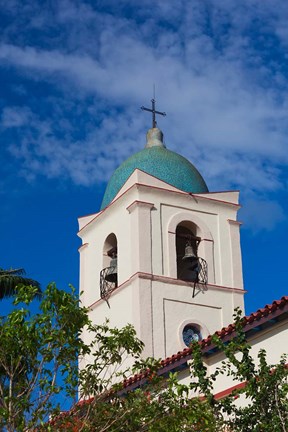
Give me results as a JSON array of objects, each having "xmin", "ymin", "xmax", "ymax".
[
  {"xmin": 105, "ymin": 255, "xmax": 118, "ymax": 283},
  {"xmin": 181, "ymin": 241, "xmax": 198, "ymax": 282},
  {"xmin": 182, "ymin": 241, "xmax": 196, "ymax": 260},
  {"xmin": 180, "ymin": 260, "xmax": 199, "ymax": 282}
]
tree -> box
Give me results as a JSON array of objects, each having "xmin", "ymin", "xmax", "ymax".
[
  {"xmin": 0, "ymin": 284, "xmax": 219, "ymax": 432},
  {"xmin": 0, "ymin": 285, "xmax": 287, "ymax": 432},
  {"xmin": 0, "ymin": 267, "xmax": 41, "ymax": 300},
  {"xmin": 189, "ymin": 309, "xmax": 288, "ymax": 432},
  {"xmin": 0, "ymin": 283, "xmax": 88, "ymax": 431},
  {"xmin": 56, "ymin": 310, "xmax": 288, "ymax": 432}
]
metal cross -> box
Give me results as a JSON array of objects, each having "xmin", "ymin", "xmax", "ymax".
[{"xmin": 141, "ymin": 99, "xmax": 166, "ymax": 128}]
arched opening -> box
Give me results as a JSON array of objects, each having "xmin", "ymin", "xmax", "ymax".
[
  {"xmin": 176, "ymin": 221, "xmax": 208, "ymax": 291},
  {"xmin": 176, "ymin": 222, "xmax": 199, "ymax": 281},
  {"xmin": 100, "ymin": 233, "xmax": 118, "ymax": 304},
  {"xmin": 103, "ymin": 233, "xmax": 118, "ymax": 269}
]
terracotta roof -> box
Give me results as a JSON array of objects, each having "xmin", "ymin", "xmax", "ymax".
[
  {"xmin": 122, "ymin": 295, "xmax": 288, "ymax": 391},
  {"xmin": 53, "ymin": 295, "xmax": 288, "ymax": 419}
]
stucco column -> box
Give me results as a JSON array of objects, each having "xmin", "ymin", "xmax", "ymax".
[
  {"xmin": 199, "ymin": 238, "xmax": 215, "ymax": 284},
  {"xmin": 126, "ymin": 200, "xmax": 154, "ymax": 275},
  {"xmin": 78, "ymin": 242, "xmax": 89, "ymax": 306},
  {"xmin": 228, "ymin": 219, "xmax": 243, "ymax": 289}
]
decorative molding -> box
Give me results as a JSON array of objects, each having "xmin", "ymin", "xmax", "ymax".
[
  {"xmin": 88, "ymin": 271, "xmax": 246, "ymax": 309},
  {"xmin": 78, "ymin": 243, "xmax": 89, "ymax": 252},
  {"xmin": 126, "ymin": 200, "xmax": 154, "ymax": 213},
  {"xmin": 78, "ymin": 181, "xmax": 240, "ymax": 234},
  {"xmin": 227, "ymin": 219, "xmax": 243, "ymax": 226}
]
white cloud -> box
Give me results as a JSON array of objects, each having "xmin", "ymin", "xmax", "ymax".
[
  {"xmin": 240, "ymin": 198, "xmax": 285, "ymax": 232},
  {"xmin": 0, "ymin": 0, "xmax": 288, "ymax": 229},
  {"xmin": 1, "ymin": 106, "xmax": 32, "ymax": 127},
  {"xmin": 3, "ymin": 104, "xmax": 146, "ymax": 189}
]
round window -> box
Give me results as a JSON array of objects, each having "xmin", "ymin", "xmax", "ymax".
[{"xmin": 182, "ymin": 324, "xmax": 202, "ymax": 346}]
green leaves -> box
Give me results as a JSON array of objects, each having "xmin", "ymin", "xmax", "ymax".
[
  {"xmin": 1, "ymin": 290, "xmax": 287, "ymax": 432},
  {"xmin": 0, "ymin": 283, "xmax": 89, "ymax": 431},
  {"xmin": 188, "ymin": 308, "xmax": 288, "ymax": 432},
  {"xmin": 0, "ymin": 267, "xmax": 41, "ymax": 300}
]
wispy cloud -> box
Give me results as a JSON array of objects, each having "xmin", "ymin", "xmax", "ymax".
[
  {"xmin": 0, "ymin": 0, "xmax": 288, "ymax": 230},
  {"xmin": 240, "ymin": 198, "xmax": 286, "ymax": 232},
  {"xmin": 2, "ymin": 106, "xmax": 32, "ymax": 127}
]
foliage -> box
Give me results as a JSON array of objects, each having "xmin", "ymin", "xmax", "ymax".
[
  {"xmin": 0, "ymin": 287, "xmax": 287, "ymax": 432},
  {"xmin": 189, "ymin": 308, "xmax": 288, "ymax": 432},
  {"xmin": 51, "ymin": 306, "xmax": 221, "ymax": 431},
  {"xmin": 53, "ymin": 310, "xmax": 288, "ymax": 432},
  {"xmin": 57, "ymin": 371, "xmax": 220, "ymax": 432},
  {"xmin": 0, "ymin": 284, "xmax": 220, "ymax": 432},
  {"xmin": 0, "ymin": 283, "xmax": 88, "ymax": 431},
  {"xmin": 0, "ymin": 267, "xmax": 41, "ymax": 300}
]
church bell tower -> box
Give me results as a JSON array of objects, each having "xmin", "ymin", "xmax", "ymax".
[{"xmin": 78, "ymin": 109, "xmax": 244, "ymax": 360}]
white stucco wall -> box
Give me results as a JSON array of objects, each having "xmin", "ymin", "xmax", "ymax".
[
  {"xmin": 77, "ymin": 169, "xmax": 288, "ymax": 411},
  {"xmin": 176, "ymin": 319, "xmax": 288, "ymax": 398},
  {"xmin": 78, "ymin": 170, "xmax": 245, "ymax": 360}
]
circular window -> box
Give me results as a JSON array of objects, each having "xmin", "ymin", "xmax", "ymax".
[{"xmin": 182, "ymin": 324, "xmax": 202, "ymax": 346}]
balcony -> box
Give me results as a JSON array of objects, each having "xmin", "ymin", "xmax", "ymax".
[{"xmin": 100, "ymin": 264, "xmax": 117, "ymax": 306}]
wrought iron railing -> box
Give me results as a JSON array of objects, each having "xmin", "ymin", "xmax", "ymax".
[
  {"xmin": 178, "ymin": 256, "xmax": 208, "ymax": 297},
  {"xmin": 100, "ymin": 265, "xmax": 117, "ymax": 306},
  {"xmin": 195, "ymin": 257, "xmax": 208, "ymax": 285}
]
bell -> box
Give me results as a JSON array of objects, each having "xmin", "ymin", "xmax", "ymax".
[
  {"xmin": 180, "ymin": 260, "xmax": 199, "ymax": 282},
  {"xmin": 105, "ymin": 256, "xmax": 118, "ymax": 284},
  {"xmin": 180, "ymin": 242, "xmax": 199, "ymax": 282},
  {"xmin": 181, "ymin": 269, "xmax": 198, "ymax": 282},
  {"xmin": 182, "ymin": 241, "xmax": 196, "ymax": 260}
]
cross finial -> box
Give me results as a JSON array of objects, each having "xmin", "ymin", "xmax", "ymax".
[{"xmin": 141, "ymin": 99, "xmax": 166, "ymax": 128}]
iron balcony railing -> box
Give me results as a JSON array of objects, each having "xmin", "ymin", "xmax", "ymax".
[
  {"xmin": 178, "ymin": 256, "xmax": 208, "ymax": 297},
  {"xmin": 100, "ymin": 265, "xmax": 117, "ymax": 305}
]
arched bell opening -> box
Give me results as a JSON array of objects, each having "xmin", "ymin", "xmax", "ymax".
[
  {"xmin": 176, "ymin": 222, "xmax": 207, "ymax": 293},
  {"xmin": 176, "ymin": 222, "xmax": 198, "ymax": 281},
  {"xmin": 100, "ymin": 233, "xmax": 118, "ymax": 305}
]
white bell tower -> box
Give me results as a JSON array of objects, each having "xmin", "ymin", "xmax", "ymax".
[{"xmin": 78, "ymin": 127, "xmax": 244, "ymax": 359}]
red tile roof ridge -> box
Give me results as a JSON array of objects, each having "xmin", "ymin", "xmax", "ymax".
[
  {"xmin": 122, "ymin": 295, "xmax": 288, "ymax": 388},
  {"xmin": 55, "ymin": 295, "xmax": 288, "ymax": 418}
]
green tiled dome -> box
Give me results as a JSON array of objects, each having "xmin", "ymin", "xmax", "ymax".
[{"xmin": 101, "ymin": 128, "xmax": 208, "ymax": 209}]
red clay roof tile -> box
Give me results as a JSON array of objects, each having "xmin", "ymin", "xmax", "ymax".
[{"xmin": 123, "ymin": 295, "xmax": 288, "ymax": 388}]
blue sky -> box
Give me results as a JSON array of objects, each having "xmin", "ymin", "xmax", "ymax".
[{"xmin": 0, "ymin": 0, "xmax": 287, "ymax": 315}]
